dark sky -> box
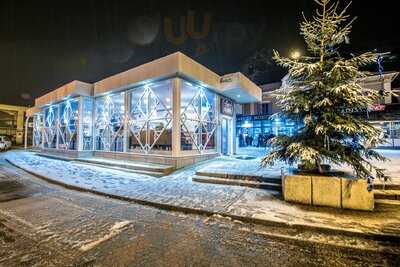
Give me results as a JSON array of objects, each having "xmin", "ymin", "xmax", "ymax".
[{"xmin": 1, "ymin": 0, "xmax": 399, "ymax": 106}]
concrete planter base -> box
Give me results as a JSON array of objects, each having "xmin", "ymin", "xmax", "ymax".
[{"xmin": 283, "ymin": 174, "xmax": 374, "ymax": 211}]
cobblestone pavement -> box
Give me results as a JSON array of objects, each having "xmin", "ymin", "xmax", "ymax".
[
  {"xmin": 1, "ymin": 158, "xmax": 399, "ymax": 266},
  {"xmin": 4, "ymin": 151, "xmax": 400, "ymax": 238}
]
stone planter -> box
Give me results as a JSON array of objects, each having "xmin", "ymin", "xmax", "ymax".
[{"xmin": 283, "ymin": 174, "xmax": 374, "ymax": 211}]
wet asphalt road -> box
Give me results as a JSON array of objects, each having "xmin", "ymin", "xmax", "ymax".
[{"xmin": 0, "ymin": 157, "xmax": 399, "ymax": 267}]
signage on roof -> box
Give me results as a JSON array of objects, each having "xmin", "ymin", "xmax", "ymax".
[{"xmin": 220, "ymin": 73, "xmax": 240, "ymax": 83}]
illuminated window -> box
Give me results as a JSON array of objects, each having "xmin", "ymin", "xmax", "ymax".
[
  {"xmin": 82, "ymin": 97, "xmax": 94, "ymax": 150},
  {"xmin": 392, "ymin": 121, "xmax": 400, "ymax": 139},
  {"xmin": 94, "ymin": 92, "xmax": 125, "ymax": 151},
  {"xmin": 43, "ymin": 105, "xmax": 58, "ymax": 148},
  {"xmin": 128, "ymin": 80, "xmax": 173, "ymax": 153},
  {"xmin": 58, "ymin": 99, "xmax": 79, "ymax": 150},
  {"xmin": 33, "ymin": 113, "xmax": 43, "ymax": 147},
  {"xmin": 180, "ymin": 82, "xmax": 217, "ymax": 151}
]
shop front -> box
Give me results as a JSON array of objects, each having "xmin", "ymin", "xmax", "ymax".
[
  {"xmin": 236, "ymin": 114, "xmax": 301, "ymax": 148},
  {"xmin": 371, "ymin": 121, "xmax": 400, "ymax": 148},
  {"xmin": 366, "ymin": 103, "xmax": 400, "ymax": 149},
  {"xmin": 26, "ymin": 52, "xmax": 262, "ymax": 168}
]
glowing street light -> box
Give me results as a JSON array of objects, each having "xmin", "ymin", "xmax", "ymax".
[{"xmin": 290, "ymin": 50, "xmax": 301, "ymax": 60}]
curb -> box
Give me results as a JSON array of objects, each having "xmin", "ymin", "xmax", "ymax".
[
  {"xmin": 6, "ymin": 158, "xmax": 400, "ymax": 243},
  {"xmin": 192, "ymin": 175, "xmax": 282, "ymax": 191}
]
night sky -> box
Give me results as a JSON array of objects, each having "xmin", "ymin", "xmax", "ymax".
[{"xmin": 1, "ymin": 0, "xmax": 399, "ymax": 106}]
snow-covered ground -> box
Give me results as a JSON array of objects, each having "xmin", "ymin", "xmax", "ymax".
[
  {"xmin": 236, "ymin": 146, "xmax": 270, "ymax": 158},
  {"xmin": 200, "ymin": 148, "xmax": 400, "ymax": 181},
  {"xmin": 3, "ymin": 151, "xmax": 281, "ymax": 213},
  {"xmin": 196, "ymin": 155, "xmax": 284, "ymax": 177},
  {"xmin": 333, "ymin": 149, "xmax": 400, "ymax": 181},
  {"xmin": 3, "ymin": 150, "xmax": 400, "ymax": 238}
]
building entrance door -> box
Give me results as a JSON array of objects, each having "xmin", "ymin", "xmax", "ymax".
[{"xmin": 221, "ymin": 117, "xmax": 232, "ymax": 155}]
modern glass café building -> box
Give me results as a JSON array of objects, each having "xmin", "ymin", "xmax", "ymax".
[{"xmin": 25, "ymin": 52, "xmax": 262, "ymax": 168}]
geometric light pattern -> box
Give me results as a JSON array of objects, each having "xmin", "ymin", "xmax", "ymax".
[
  {"xmin": 81, "ymin": 97, "xmax": 94, "ymax": 150},
  {"xmin": 43, "ymin": 106, "xmax": 57, "ymax": 148},
  {"xmin": 58, "ymin": 99, "xmax": 78, "ymax": 150},
  {"xmin": 36, "ymin": 79, "xmax": 221, "ymax": 154},
  {"xmin": 94, "ymin": 93, "xmax": 125, "ymax": 151},
  {"xmin": 33, "ymin": 113, "xmax": 43, "ymax": 147},
  {"xmin": 128, "ymin": 84, "xmax": 173, "ymax": 153},
  {"xmin": 180, "ymin": 85, "xmax": 217, "ymax": 152}
]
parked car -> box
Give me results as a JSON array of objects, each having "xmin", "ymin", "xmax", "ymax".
[{"xmin": 0, "ymin": 136, "xmax": 12, "ymax": 151}]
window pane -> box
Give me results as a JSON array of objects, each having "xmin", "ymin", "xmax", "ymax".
[
  {"xmin": 180, "ymin": 81, "xmax": 217, "ymax": 151},
  {"xmin": 33, "ymin": 113, "xmax": 43, "ymax": 147},
  {"xmin": 392, "ymin": 122, "xmax": 400, "ymax": 138},
  {"xmin": 82, "ymin": 97, "xmax": 94, "ymax": 150},
  {"xmin": 94, "ymin": 92, "xmax": 125, "ymax": 151},
  {"xmin": 128, "ymin": 79, "xmax": 173, "ymax": 153},
  {"xmin": 58, "ymin": 99, "xmax": 79, "ymax": 150},
  {"xmin": 44, "ymin": 105, "xmax": 58, "ymax": 148}
]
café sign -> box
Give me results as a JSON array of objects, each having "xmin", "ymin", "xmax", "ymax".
[{"xmin": 220, "ymin": 97, "xmax": 234, "ymax": 116}]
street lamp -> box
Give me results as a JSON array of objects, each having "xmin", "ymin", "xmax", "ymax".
[{"xmin": 290, "ymin": 50, "xmax": 301, "ymax": 60}]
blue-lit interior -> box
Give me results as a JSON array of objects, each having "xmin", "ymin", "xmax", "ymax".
[
  {"xmin": 236, "ymin": 115, "xmax": 301, "ymax": 147},
  {"xmin": 82, "ymin": 97, "xmax": 94, "ymax": 150},
  {"xmin": 94, "ymin": 92, "xmax": 125, "ymax": 152},
  {"xmin": 33, "ymin": 113, "xmax": 43, "ymax": 147},
  {"xmin": 43, "ymin": 105, "xmax": 58, "ymax": 148},
  {"xmin": 42, "ymin": 98, "xmax": 79, "ymax": 150},
  {"xmin": 33, "ymin": 78, "xmax": 226, "ymax": 154},
  {"xmin": 128, "ymin": 79, "xmax": 173, "ymax": 153},
  {"xmin": 371, "ymin": 121, "xmax": 400, "ymax": 148},
  {"xmin": 180, "ymin": 81, "xmax": 217, "ymax": 151},
  {"xmin": 58, "ymin": 99, "xmax": 79, "ymax": 150}
]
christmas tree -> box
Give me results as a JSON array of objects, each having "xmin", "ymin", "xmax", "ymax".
[{"xmin": 262, "ymin": 0, "xmax": 387, "ymax": 179}]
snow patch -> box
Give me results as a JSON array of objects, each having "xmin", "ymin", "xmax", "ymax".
[{"xmin": 79, "ymin": 220, "xmax": 131, "ymax": 252}]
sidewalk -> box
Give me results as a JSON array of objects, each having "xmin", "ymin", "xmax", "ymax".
[{"xmin": 3, "ymin": 151, "xmax": 400, "ymax": 240}]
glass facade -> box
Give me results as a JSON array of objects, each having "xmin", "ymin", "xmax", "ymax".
[
  {"xmin": 43, "ymin": 105, "xmax": 58, "ymax": 148},
  {"xmin": 393, "ymin": 122, "xmax": 400, "ymax": 140},
  {"xmin": 236, "ymin": 115, "xmax": 300, "ymax": 147},
  {"xmin": 34, "ymin": 78, "xmax": 229, "ymax": 155},
  {"xmin": 33, "ymin": 113, "xmax": 43, "ymax": 147},
  {"xmin": 371, "ymin": 121, "xmax": 400, "ymax": 148},
  {"xmin": 82, "ymin": 97, "xmax": 94, "ymax": 150},
  {"xmin": 58, "ymin": 99, "xmax": 79, "ymax": 150},
  {"xmin": 42, "ymin": 98, "xmax": 80, "ymax": 150},
  {"xmin": 180, "ymin": 81, "xmax": 217, "ymax": 151},
  {"xmin": 237, "ymin": 115, "xmax": 400, "ymax": 149},
  {"xmin": 29, "ymin": 73, "xmax": 400, "ymax": 157},
  {"xmin": 94, "ymin": 92, "xmax": 125, "ymax": 152},
  {"xmin": 128, "ymin": 80, "xmax": 173, "ymax": 153}
]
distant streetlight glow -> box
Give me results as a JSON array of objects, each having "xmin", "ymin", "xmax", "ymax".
[{"xmin": 290, "ymin": 50, "xmax": 301, "ymax": 60}]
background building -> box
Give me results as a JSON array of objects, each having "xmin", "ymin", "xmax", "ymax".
[
  {"xmin": 358, "ymin": 72, "xmax": 400, "ymax": 148},
  {"xmin": 236, "ymin": 71, "xmax": 400, "ymax": 149},
  {"xmin": 0, "ymin": 104, "xmax": 28, "ymax": 145}
]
